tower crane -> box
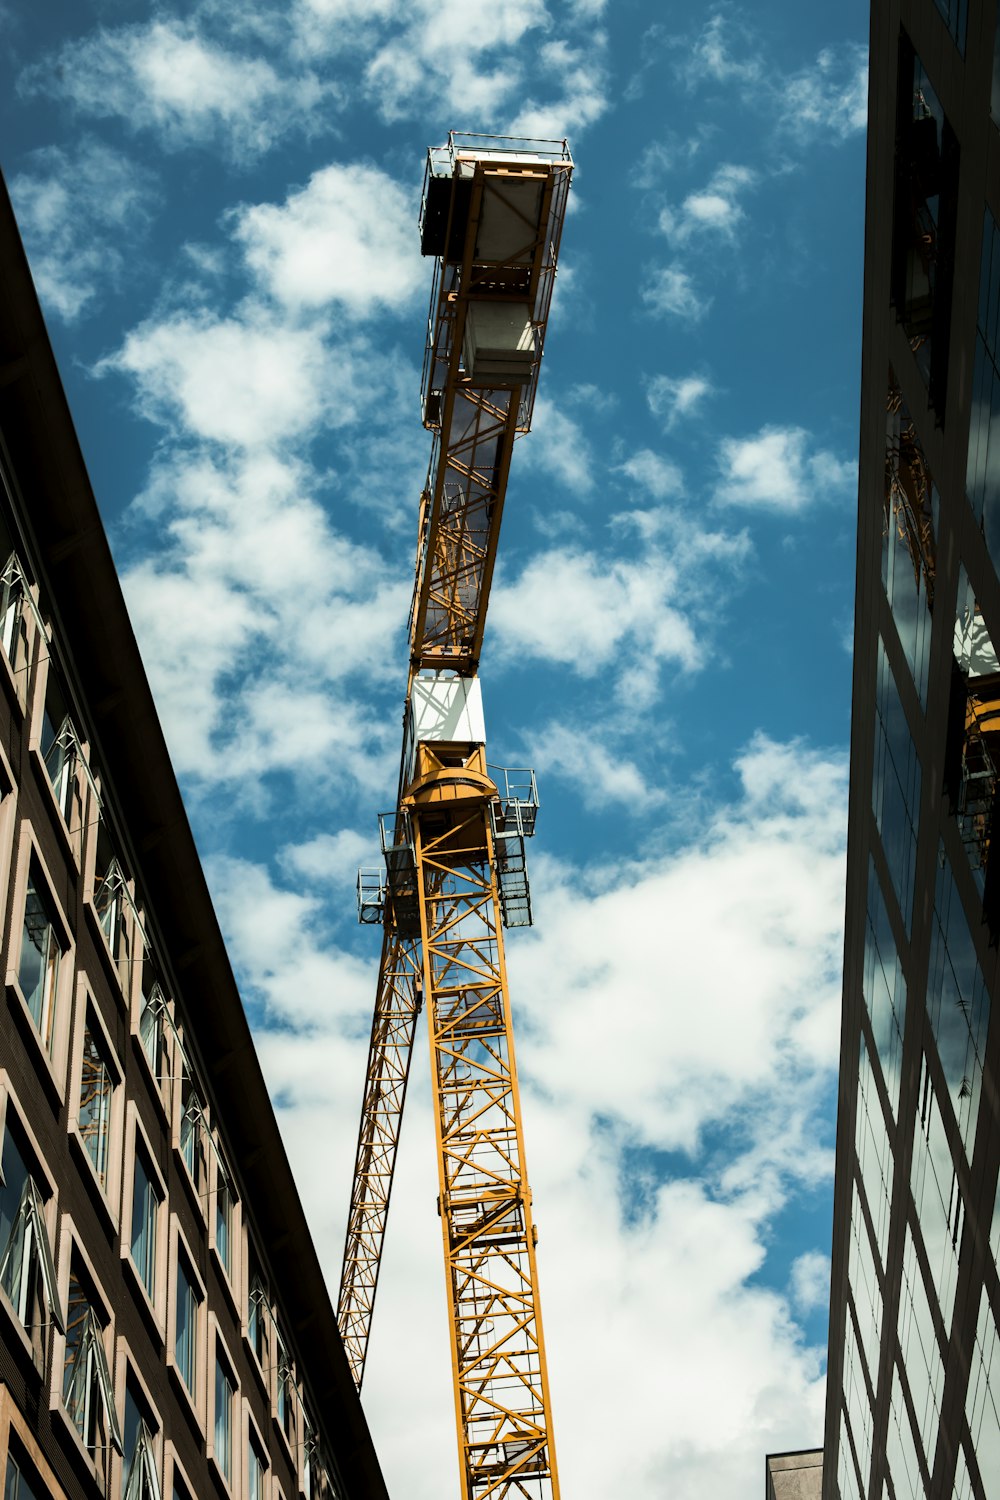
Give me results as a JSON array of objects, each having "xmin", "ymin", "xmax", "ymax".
[{"xmin": 337, "ymin": 133, "xmax": 573, "ymax": 1500}]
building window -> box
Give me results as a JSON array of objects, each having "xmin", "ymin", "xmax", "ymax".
[
  {"xmin": 862, "ymin": 857, "xmax": 907, "ymax": 1117},
  {"xmin": 840, "ymin": 1316, "xmax": 871, "ymax": 1500},
  {"xmin": 93, "ymin": 832, "xmax": 134, "ymax": 992},
  {"xmin": 248, "ymin": 1265, "xmax": 267, "ymax": 1367},
  {"xmin": 965, "ymin": 1288, "xmax": 1000, "ymax": 1489},
  {"xmin": 178, "ymin": 1069, "xmax": 205, "ymax": 1191},
  {"xmin": 214, "ymin": 1352, "xmax": 235, "ymax": 1486},
  {"xmin": 911, "ymin": 1057, "xmax": 963, "ymax": 1332},
  {"xmin": 247, "ymin": 1437, "xmax": 265, "ymax": 1500},
  {"xmin": 847, "ymin": 1181, "xmax": 883, "ymax": 1385},
  {"xmin": 174, "ymin": 1253, "xmax": 200, "ymax": 1397},
  {"xmin": 18, "ymin": 865, "xmax": 63, "ymax": 1052},
  {"xmin": 890, "ymin": 37, "xmax": 959, "ymax": 414},
  {"xmin": 0, "ymin": 550, "xmax": 32, "ymax": 692},
  {"xmin": 925, "ymin": 845, "xmax": 991, "ymax": 1156},
  {"xmin": 855, "ymin": 1034, "xmax": 894, "ymax": 1266},
  {"xmin": 277, "ymin": 1342, "xmax": 295, "ymax": 1444},
  {"xmin": 4, "ymin": 1453, "xmax": 42, "ymax": 1500},
  {"xmin": 122, "ymin": 1380, "xmax": 161, "ymax": 1500},
  {"xmin": 63, "ymin": 1260, "xmax": 123, "ymax": 1467},
  {"xmin": 897, "ymin": 1226, "xmax": 945, "ymax": 1465},
  {"xmin": 968, "ymin": 207, "xmax": 1000, "ymax": 576},
  {"xmin": 130, "ymin": 1148, "xmax": 160, "ymax": 1301},
  {"xmin": 0, "ymin": 1117, "xmax": 64, "ymax": 1334},
  {"xmin": 883, "ymin": 374, "xmax": 936, "ymax": 708},
  {"xmin": 931, "ymin": 0, "xmax": 967, "ymax": 52},
  {"xmin": 39, "ymin": 666, "xmax": 82, "ymax": 826},
  {"xmin": 79, "ymin": 1018, "xmax": 115, "ymax": 1188},
  {"xmin": 215, "ymin": 1158, "xmax": 234, "ymax": 1280},
  {"xmin": 885, "ymin": 1364, "xmax": 925, "ymax": 1500},
  {"xmin": 872, "ymin": 636, "xmax": 921, "ymax": 933},
  {"xmin": 139, "ymin": 973, "xmax": 170, "ymax": 1088}
]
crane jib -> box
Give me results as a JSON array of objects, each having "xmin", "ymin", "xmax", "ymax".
[{"xmin": 338, "ymin": 132, "xmax": 573, "ymax": 1500}]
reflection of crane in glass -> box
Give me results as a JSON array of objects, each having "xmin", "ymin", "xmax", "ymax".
[
  {"xmin": 885, "ymin": 381, "xmax": 936, "ymax": 609},
  {"xmin": 338, "ymin": 133, "xmax": 573, "ymax": 1500}
]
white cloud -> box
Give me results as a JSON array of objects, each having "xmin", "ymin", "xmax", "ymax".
[
  {"xmin": 518, "ymin": 397, "xmax": 595, "ymax": 493},
  {"xmin": 25, "ymin": 18, "xmax": 331, "ymax": 159},
  {"xmin": 507, "ymin": 37, "xmax": 609, "ymax": 138},
  {"xmin": 279, "ymin": 830, "xmax": 375, "ymax": 889},
  {"xmin": 676, "ymin": 12, "xmax": 867, "ymax": 150},
  {"xmin": 364, "ymin": 0, "xmax": 548, "ymax": 122},
  {"xmin": 233, "ymin": 163, "xmax": 423, "ymax": 315},
  {"xmin": 529, "ymin": 720, "xmax": 665, "ymax": 810},
  {"xmin": 618, "ymin": 448, "xmax": 684, "ymax": 499},
  {"xmin": 99, "ymin": 307, "xmax": 349, "ymax": 448},
  {"xmin": 658, "ymin": 163, "xmax": 756, "ymax": 245},
  {"xmin": 234, "ymin": 734, "xmax": 844, "ymax": 1500},
  {"xmin": 647, "ymin": 372, "xmax": 715, "ymax": 429},
  {"xmin": 490, "ymin": 511, "xmax": 749, "ymax": 682},
  {"xmin": 642, "ymin": 263, "xmax": 711, "ymax": 322},
  {"xmin": 778, "ymin": 45, "xmax": 868, "ymax": 143},
  {"xmin": 715, "ymin": 425, "xmax": 857, "ymax": 512},
  {"xmin": 9, "ymin": 138, "xmax": 158, "ymax": 321},
  {"xmin": 790, "ymin": 1250, "xmax": 832, "ymax": 1316},
  {"xmin": 119, "ymin": 447, "xmax": 406, "ymax": 793}
]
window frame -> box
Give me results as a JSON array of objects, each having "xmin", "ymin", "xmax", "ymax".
[
  {"xmin": 111, "ymin": 1351, "xmax": 164, "ymax": 1500},
  {"xmin": 210, "ymin": 1141, "xmax": 240, "ymax": 1309},
  {"xmin": 166, "ymin": 1216, "xmax": 206, "ymax": 1433},
  {"xmin": 119, "ymin": 1105, "xmax": 167, "ymax": 1338},
  {"xmin": 67, "ymin": 978, "xmax": 125, "ymax": 1226},
  {"xmin": 208, "ymin": 1321, "xmax": 240, "ymax": 1498},
  {"xmin": 0, "ymin": 1391, "xmax": 66, "ymax": 1500},
  {"xmin": 50, "ymin": 1219, "xmax": 124, "ymax": 1484},
  {"xmin": 28, "ymin": 652, "xmax": 93, "ymax": 868},
  {"xmin": 0, "ymin": 1075, "xmax": 64, "ymax": 1364},
  {"xmin": 245, "ymin": 1402, "xmax": 270, "ymax": 1500},
  {"xmin": 4, "ymin": 828, "xmax": 74, "ymax": 1100}
]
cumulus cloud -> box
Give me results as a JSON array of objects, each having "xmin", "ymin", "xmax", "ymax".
[
  {"xmin": 658, "ymin": 163, "xmax": 756, "ymax": 244},
  {"xmin": 790, "ymin": 1249, "xmax": 833, "ymax": 1315},
  {"xmin": 227, "ymin": 733, "xmax": 844, "ymax": 1500},
  {"xmin": 642, "ymin": 263, "xmax": 711, "ymax": 321},
  {"xmin": 490, "ymin": 510, "xmax": 749, "ymax": 683},
  {"xmin": 507, "ymin": 37, "xmax": 609, "ymax": 138},
  {"xmin": 9, "ymin": 138, "xmax": 159, "ymax": 322},
  {"xmin": 23, "ymin": 18, "xmax": 332, "ymax": 159},
  {"xmin": 715, "ymin": 425, "xmax": 857, "ymax": 512},
  {"xmin": 618, "ymin": 448, "xmax": 684, "ymax": 498},
  {"xmin": 647, "ymin": 373, "xmax": 715, "ymax": 429},
  {"xmin": 99, "ymin": 307, "xmax": 358, "ymax": 448},
  {"xmin": 518, "ymin": 397, "xmax": 596, "ymax": 493},
  {"xmin": 119, "ymin": 447, "xmax": 406, "ymax": 793},
  {"xmin": 232, "ymin": 163, "xmax": 423, "ymax": 315}
]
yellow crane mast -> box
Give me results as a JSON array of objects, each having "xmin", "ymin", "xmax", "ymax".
[{"xmin": 338, "ymin": 133, "xmax": 573, "ymax": 1500}]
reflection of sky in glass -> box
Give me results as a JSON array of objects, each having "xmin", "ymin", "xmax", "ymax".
[
  {"xmin": 863, "ymin": 856, "xmax": 906, "ymax": 1117},
  {"xmin": 855, "ymin": 1034, "xmax": 893, "ymax": 1267},
  {"xmin": 911, "ymin": 1058, "xmax": 962, "ymax": 1334},
  {"xmin": 872, "ymin": 637, "xmax": 921, "ymax": 933},
  {"xmin": 966, "ymin": 1290, "xmax": 1000, "ymax": 1493},
  {"xmin": 841, "ymin": 1311, "xmax": 872, "ymax": 1500},
  {"xmin": 926, "ymin": 846, "xmax": 990, "ymax": 1158},
  {"xmin": 897, "ymin": 1226, "xmax": 944, "ymax": 1468}
]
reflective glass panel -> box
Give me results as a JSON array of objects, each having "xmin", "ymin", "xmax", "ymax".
[
  {"xmin": 911, "ymin": 1058, "xmax": 962, "ymax": 1332},
  {"xmin": 130, "ymin": 1152, "xmax": 158, "ymax": 1299},
  {"xmin": 855, "ymin": 1034, "xmax": 894, "ymax": 1265},
  {"xmin": 848, "ymin": 1180, "xmax": 883, "ymax": 1380},
  {"xmin": 872, "ymin": 637, "xmax": 921, "ymax": 932},
  {"xmin": 926, "ymin": 844, "xmax": 990, "ymax": 1157},
  {"xmin": 966, "ymin": 1289, "xmax": 1000, "ymax": 1494},
  {"xmin": 884, "ymin": 375, "xmax": 936, "ymax": 707},
  {"xmin": 897, "ymin": 1227, "xmax": 944, "ymax": 1467},
  {"xmin": 863, "ymin": 856, "xmax": 907, "ymax": 1115},
  {"xmin": 886, "ymin": 1366, "xmax": 926, "ymax": 1499}
]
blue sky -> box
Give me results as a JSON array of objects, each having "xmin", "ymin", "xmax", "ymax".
[{"xmin": 2, "ymin": 2, "xmax": 869, "ymax": 1494}]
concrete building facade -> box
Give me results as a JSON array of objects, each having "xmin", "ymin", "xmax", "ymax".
[
  {"xmin": 824, "ymin": 0, "xmax": 1000, "ymax": 1496},
  {"xmin": 0, "ymin": 177, "xmax": 388, "ymax": 1500}
]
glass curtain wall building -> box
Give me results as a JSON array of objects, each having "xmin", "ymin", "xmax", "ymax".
[{"xmin": 824, "ymin": 0, "xmax": 1000, "ymax": 1496}]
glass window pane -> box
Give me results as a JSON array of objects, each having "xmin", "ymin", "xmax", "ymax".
[
  {"xmin": 19, "ymin": 873, "xmax": 60, "ymax": 1049},
  {"xmin": 872, "ymin": 637, "xmax": 921, "ymax": 932},
  {"xmin": 130, "ymin": 1152, "xmax": 158, "ymax": 1299}
]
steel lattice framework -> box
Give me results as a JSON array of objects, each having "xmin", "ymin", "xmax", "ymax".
[{"xmin": 338, "ymin": 133, "xmax": 573, "ymax": 1500}]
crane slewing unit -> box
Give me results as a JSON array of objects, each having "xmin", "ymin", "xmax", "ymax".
[{"xmin": 338, "ymin": 133, "xmax": 573, "ymax": 1500}]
